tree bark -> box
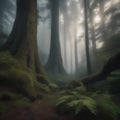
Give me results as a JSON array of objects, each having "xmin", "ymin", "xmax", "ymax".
[
  {"xmin": 0, "ymin": 0, "xmax": 43, "ymax": 74},
  {"xmin": 83, "ymin": 0, "xmax": 92, "ymax": 74},
  {"xmin": 45, "ymin": 0, "xmax": 65, "ymax": 74}
]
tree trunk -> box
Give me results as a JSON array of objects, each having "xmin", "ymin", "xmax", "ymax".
[
  {"xmin": 63, "ymin": 18, "xmax": 67, "ymax": 68},
  {"xmin": 88, "ymin": 1, "xmax": 98, "ymax": 72},
  {"xmin": 68, "ymin": 30, "xmax": 73, "ymax": 73},
  {"xmin": 99, "ymin": 0, "xmax": 106, "ymax": 39},
  {"xmin": 45, "ymin": 0, "xmax": 65, "ymax": 74},
  {"xmin": 0, "ymin": 0, "xmax": 43, "ymax": 74},
  {"xmin": 83, "ymin": 0, "xmax": 92, "ymax": 74},
  {"xmin": 74, "ymin": 21, "xmax": 79, "ymax": 70},
  {"xmin": 88, "ymin": 7, "xmax": 96, "ymax": 53}
]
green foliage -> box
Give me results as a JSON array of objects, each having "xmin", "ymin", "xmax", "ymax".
[
  {"xmin": 56, "ymin": 88, "xmax": 120, "ymax": 120},
  {"xmin": 49, "ymin": 83, "xmax": 59, "ymax": 91},
  {"xmin": 56, "ymin": 88, "xmax": 96, "ymax": 115},
  {"xmin": 35, "ymin": 81, "xmax": 51, "ymax": 93},
  {"xmin": 91, "ymin": 93, "xmax": 120, "ymax": 120},
  {"xmin": 111, "ymin": 69, "xmax": 120, "ymax": 75},
  {"xmin": 108, "ymin": 69, "xmax": 120, "ymax": 97},
  {"xmin": 0, "ymin": 91, "xmax": 31, "ymax": 115},
  {"xmin": 67, "ymin": 81, "xmax": 87, "ymax": 94},
  {"xmin": 36, "ymin": 74, "xmax": 50, "ymax": 85}
]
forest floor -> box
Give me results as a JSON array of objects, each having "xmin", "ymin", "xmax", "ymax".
[{"xmin": 0, "ymin": 93, "xmax": 70, "ymax": 120}]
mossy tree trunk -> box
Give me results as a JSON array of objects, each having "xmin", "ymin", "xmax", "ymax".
[
  {"xmin": 0, "ymin": 0, "xmax": 43, "ymax": 74},
  {"xmin": 45, "ymin": 0, "xmax": 65, "ymax": 74},
  {"xmin": 82, "ymin": 52, "xmax": 120, "ymax": 86}
]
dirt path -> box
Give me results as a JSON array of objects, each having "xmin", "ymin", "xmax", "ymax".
[{"xmin": 0, "ymin": 100, "xmax": 69, "ymax": 120}]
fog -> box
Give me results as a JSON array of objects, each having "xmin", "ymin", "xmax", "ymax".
[{"xmin": 0, "ymin": 0, "xmax": 120, "ymax": 75}]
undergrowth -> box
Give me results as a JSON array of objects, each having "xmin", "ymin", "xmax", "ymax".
[{"xmin": 56, "ymin": 84, "xmax": 120, "ymax": 120}]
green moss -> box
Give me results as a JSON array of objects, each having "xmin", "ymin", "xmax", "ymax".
[
  {"xmin": 0, "ymin": 52, "xmax": 22, "ymax": 71},
  {"xmin": 36, "ymin": 74, "xmax": 50, "ymax": 85},
  {"xmin": 0, "ymin": 52, "xmax": 51, "ymax": 98},
  {"xmin": 35, "ymin": 81, "xmax": 51, "ymax": 93},
  {"xmin": 12, "ymin": 98, "xmax": 31, "ymax": 108},
  {"xmin": 0, "ymin": 91, "xmax": 31, "ymax": 115},
  {"xmin": 49, "ymin": 83, "xmax": 59, "ymax": 91},
  {"xmin": 0, "ymin": 68, "xmax": 36, "ymax": 97},
  {"xmin": 0, "ymin": 91, "xmax": 19, "ymax": 101}
]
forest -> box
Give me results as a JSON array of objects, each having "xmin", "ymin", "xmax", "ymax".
[{"xmin": 0, "ymin": 0, "xmax": 120, "ymax": 120}]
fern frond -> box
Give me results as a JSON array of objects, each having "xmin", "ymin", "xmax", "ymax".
[{"xmin": 56, "ymin": 95, "xmax": 73, "ymax": 106}]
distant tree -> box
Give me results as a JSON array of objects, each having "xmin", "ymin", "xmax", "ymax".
[
  {"xmin": 99, "ymin": 0, "xmax": 106, "ymax": 39},
  {"xmin": 45, "ymin": 0, "xmax": 65, "ymax": 74},
  {"xmin": 63, "ymin": 14, "xmax": 67, "ymax": 68},
  {"xmin": 0, "ymin": 32, "xmax": 8, "ymax": 46},
  {"xmin": 60, "ymin": 0, "xmax": 68, "ymax": 68},
  {"xmin": 74, "ymin": 25, "xmax": 79, "ymax": 71},
  {"xmin": 0, "ymin": 0, "xmax": 45, "ymax": 75},
  {"xmin": 88, "ymin": 2, "xmax": 96, "ymax": 53},
  {"xmin": 88, "ymin": 0, "xmax": 98, "ymax": 72},
  {"xmin": 83, "ymin": 0, "xmax": 92, "ymax": 74}
]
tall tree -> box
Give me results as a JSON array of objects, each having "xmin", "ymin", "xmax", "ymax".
[
  {"xmin": 63, "ymin": 15, "xmax": 67, "ymax": 68},
  {"xmin": 74, "ymin": 24, "xmax": 79, "ymax": 71},
  {"xmin": 88, "ymin": 0, "xmax": 98, "ymax": 72},
  {"xmin": 83, "ymin": 0, "xmax": 92, "ymax": 74},
  {"xmin": 99, "ymin": 0, "xmax": 106, "ymax": 39},
  {"xmin": 68, "ymin": 30, "xmax": 73, "ymax": 73},
  {"xmin": 0, "ymin": 0, "xmax": 44, "ymax": 74},
  {"xmin": 45, "ymin": 0, "xmax": 65, "ymax": 74}
]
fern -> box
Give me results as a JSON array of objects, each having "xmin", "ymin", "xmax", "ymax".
[
  {"xmin": 92, "ymin": 94, "xmax": 120, "ymax": 120},
  {"xmin": 56, "ymin": 89, "xmax": 120, "ymax": 119},
  {"xmin": 56, "ymin": 95, "xmax": 73, "ymax": 106},
  {"xmin": 56, "ymin": 90, "xmax": 97, "ymax": 115},
  {"xmin": 67, "ymin": 97, "xmax": 96, "ymax": 115},
  {"xmin": 81, "ymin": 96, "xmax": 96, "ymax": 114}
]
